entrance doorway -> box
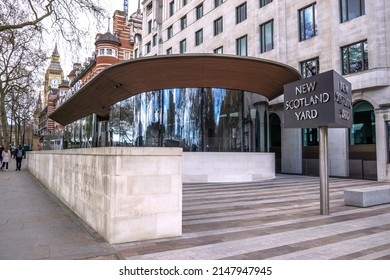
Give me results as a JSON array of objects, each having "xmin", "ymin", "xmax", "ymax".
[
  {"xmin": 349, "ymin": 100, "xmax": 377, "ymax": 179},
  {"xmin": 269, "ymin": 113, "xmax": 281, "ymax": 173}
]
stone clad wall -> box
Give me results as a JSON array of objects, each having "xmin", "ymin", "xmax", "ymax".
[
  {"xmin": 27, "ymin": 147, "xmax": 182, "ymax": 244},
  {"xmin": 183, "ymin": 152, "xmax": 275, "ymax": 182}
]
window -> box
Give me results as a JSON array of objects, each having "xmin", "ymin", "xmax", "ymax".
[
  {"xmin": 183, "ymin": 0, "xmax": 188, "ymax": 6},
  {"xmin": 303, "ymin": 128, "xmax": 319, "ymax": 146},
  {"xmin": 300, "ymin": 57, "xmax": 319, "ymax": 78},
  {"xmin": 146, "ymin": 2, "xmax": 153, "ymax": 13},
  {"xmin": 99, "ymin": 49, "xmax": 104, "ymax": 55},
  {"xmin": 342, "ymin": 40, "xmax": 368, "ymax": 75},
  {"xmin": 153, "ymin": 34, "xmax": 157, "ymax": 46},
  {"xmin": 148, "ymin": 20, "xmax": 152, "ymax": 34},
  {"xmin": 167, "ymin": 25, "xmax": 173, "ymax": 39},
  {"xmin": 134, "ymin": 48, "xmax": 139, "ymax": 59},
  {"xmin": 260, "ymin": 20, "xmax": 273, "ymax": 53},
  {"xmin": 180, "ymin": 15, "xmax": 187, "ymax": 30},
  {"xmin": 214, "ymin": 17, "xmax": 223, "ymax": 36},
  {"xmin": 124, "ymin": 51, "xmax": 130, "ymax": 60},
  {"xmin": 236, "ymin": 2, "xmax": 247, "ymax": 24},
  {"xmin": 106, "ymin": 49, "xmax": 113, "ymax": 55},
  {"xmin": 236, "ymin": 35, "xmax": 247, "ymax": 56},
  {"xmin": 169, "ymin": 1, "xmax": 175, "ymax": 17},
  {"xmin": 299, "ymin": 3, "xmax": 317, "ymax": 41},
  {"xmin": 180, "ymin": 39, "xmax": 186, "ymax": 54},
  {"xmin": 260, "ymin": 0, "xmax": 272, "ymax": 7},
  {"xmin": 195, "ymin": 29, "xmax": 203, "ymax": 46},
  {"xmin": 340, "ymin": 0, "xmax": 365, "ymax": 23},
  {"xmin": 214, "ymin": 46, "xmax": 223, "ymax": 54},
  {"xmin": 196, "ymin": 3, "xmax": 203, "ymax": 20},
  {"xmin": 146, "ymin": 42, "xmax": 151, "ymax": 54},
  {"xmin": 350, "ymin": 101, "xmax": 375, "ymax": 145},
  {"xmin": 167, "ymin": 47, "xmax": 173, "ymax": 55},
  {"xmin": 215, "ymin": 0, "xmax": 223, "ymax": 7}
]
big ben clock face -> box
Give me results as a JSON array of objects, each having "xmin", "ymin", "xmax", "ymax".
[{"xmin": 50, "ymin": 77, "xmax": 59, "ymax": 87}]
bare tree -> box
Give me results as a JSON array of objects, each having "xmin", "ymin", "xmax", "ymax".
[
  {"xmin": 6, "ymin": 89, "xmax": 37, "ymax": 146},
  {"xmin": 0, "ymin": 27, "xmax": 46, "ymax": 146},
  {"xmin": 0, "ymin": 0, "xmax": 108, "ymax": 146},
  {"xmin": 0, "ymin": 0, "xmax": 106, "ymax": 46}
]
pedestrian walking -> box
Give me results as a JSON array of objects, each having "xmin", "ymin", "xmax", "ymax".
[
  {"xmin": 1, "ymin": 147, "xmax": 11, "ymax": 171},
  {"xmin": 0, "ymin": 145, "xmax": 4, "ymax": 165},
  {"xmin": 13, "ymin": 145, "xmax": 25, "ymax": 171}
]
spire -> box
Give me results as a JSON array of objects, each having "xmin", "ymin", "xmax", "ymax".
[
  {"xmin": 51, "ymin": 43, "xmax": 60, "ymax": 63},
  {"xmin": 124, "ymin": 0, "xmax": 129, "ymax": 18},
  {"xmin": 107, "ymin": 16, "xmax": 110, "ymax": 32},
  {"xmin": 137, "ymin": 0, "xmax": 141, "ymax": 14},
  {"xmin": 52, "ymin": 43, "xmax": 59, "ymax": 57}
]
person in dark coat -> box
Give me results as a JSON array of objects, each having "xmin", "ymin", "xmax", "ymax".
[{"xmin": 13, "ymin": 145, "xmax": 25, "ymax": 171}]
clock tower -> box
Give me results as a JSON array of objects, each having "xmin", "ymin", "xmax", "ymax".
[{"xmin": 44, "ymin": 44, "xmax": 64, "ymax": 106}]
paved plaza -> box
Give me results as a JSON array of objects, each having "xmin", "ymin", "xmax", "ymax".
[{"xmin": 0, "ymin": 162, "xmax": 389, "ymax": 260}]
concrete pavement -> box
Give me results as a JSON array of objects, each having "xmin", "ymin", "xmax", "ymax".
[
  {"xmin": 1, "ymin": 160, "xmax": 389, "ymax": 260},
  {"xmin": 0, "ymin": 160, "xmax": 116, "ymax": 260}
]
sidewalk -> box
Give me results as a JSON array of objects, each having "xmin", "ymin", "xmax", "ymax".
[{"xmin": 0, "ymin": 160, "xmax": 116, "ymax": 260}]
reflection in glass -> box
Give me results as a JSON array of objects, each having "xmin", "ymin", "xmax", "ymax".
[
  {"xmin": 299, "ymin": 4, "xmax": 317, "ymax": 41},
  {"xmin": 104, "ymin": 88, "xmax": 267, "ymax": 152},
  {"xmin": 341, "ymin": 0, "xmax": 365, "ymax": 23},
  {"xmin": 342, "ymin": 40, "xmax": 368, "ymax": 75}
]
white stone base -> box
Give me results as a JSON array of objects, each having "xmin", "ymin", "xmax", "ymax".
[
  {"xmin": 27, "ymin": 147, "xmax": 182, "ymax": 244},
  {"xmin": 183, "ymin": 152, "xmax": 275, "ymax": 182},
  {"xmin": 344, "ymin": 186, "xmax": 390, "ymax": 207}
]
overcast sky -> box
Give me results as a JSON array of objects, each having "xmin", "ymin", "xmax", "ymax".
[{"xmin": 104, "ymin": 0, "xmax": 141, "ymax": 16}]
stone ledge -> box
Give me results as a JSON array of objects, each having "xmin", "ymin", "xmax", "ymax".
[{"xmin": 344, "ymin": 185, "xmax": 390, "ymax": 207}]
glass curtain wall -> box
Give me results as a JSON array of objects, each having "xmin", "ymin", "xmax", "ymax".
[
  {"xmin": 106, "ymin": 88, "xmax": 263, "ymax": 152},
  {"xmin": 63, "ymin": 114, "xmax": 94, "ymax": 149}
]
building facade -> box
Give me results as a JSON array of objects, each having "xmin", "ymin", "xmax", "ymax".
[
  {"xmin": 125, "ymin": 0, "xmax": 389, "ymax": 181},
  {"xmin": 57, "ymin": 9, "xmax": 142, "ymax": 149},
  {"xmin": 38, "ymin": 46, "xmax": 66, "ymax": 149}
]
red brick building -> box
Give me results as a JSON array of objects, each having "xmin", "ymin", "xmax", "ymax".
[{"xmin": 44, "ymin": 9, "xmax": 143, "ymax": 149}]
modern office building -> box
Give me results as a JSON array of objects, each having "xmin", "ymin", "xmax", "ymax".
[
  {"xmin": 128, "ymin": 0, "xmax": 389, "ymax": 181},
  {"xmin": 38, "ymin": 0, "xmax": 390, "ymax": 244},
  {"xmin": 50, "ymin": 0, "xmax": 390, "ymax": 182}
]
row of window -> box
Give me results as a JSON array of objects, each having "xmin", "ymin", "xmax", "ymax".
[
  {"xmin": 301, "ymin": 40, "xmax": 368, "ymax": 76},
  {"xmin": 97, "ymin": 48, "xmax": 118, "ymax": 57},
  {"xmin": 97, "ymin": 48, "xmax": 132, "ymax": 60},
  {"xmin": 143, "ymin": 0, "xmax": 368, "ymax": 74},
  {"xmin": 162, "ymin": 0, "xmax": 364, "ymax": 37},
  {"xmin": 161, "ymin": 0, "xmax": 365, "ymax": 51},
  {"xmin": 162, "ymin": 26, "xmax": 368, "ymax": 76},
  {"xmin": 165, "ymin": 0, "xmax": 224, "ymax": 18}
]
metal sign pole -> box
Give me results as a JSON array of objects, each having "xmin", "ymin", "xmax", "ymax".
[{"xmin": 319, "ymin": 126, "xmax": 329, "ymax": 215}]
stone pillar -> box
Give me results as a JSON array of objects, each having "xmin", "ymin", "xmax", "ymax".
[
  {"xmin": 255, "ymin": 102, "xmax": 269, "ymax": 152},
  {"xmin": 98, "ymin": 121, "xmax": 109, "ymax": 147},
  {"xmin": 281, "ymin": 127, "xmax": 302, "ymax": 174},
  {"xmin": 376, "ymin": 108, "xmax": 390, "ymax": 181},
  {"xmin": 328, "ymin": 128, "xmax": 349, "ymax": 177}
]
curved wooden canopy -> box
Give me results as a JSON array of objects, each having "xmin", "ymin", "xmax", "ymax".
[{"xmin": 50, "ymin": 54, "xmax": 301, "ymax": 126}]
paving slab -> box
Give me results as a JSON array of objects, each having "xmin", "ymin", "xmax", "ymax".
[
  {"xmin": 1, "ymin": 163, "xmax": 390, "ymax": 260},
  {"xmin": 0, "ymin": 165, "xmax": 116, "ymax": 260}
]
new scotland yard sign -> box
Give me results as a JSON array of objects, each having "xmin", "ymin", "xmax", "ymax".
[{"xmin": 283, "ymin": 70, "xmax": 352, "ymax": 129}]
